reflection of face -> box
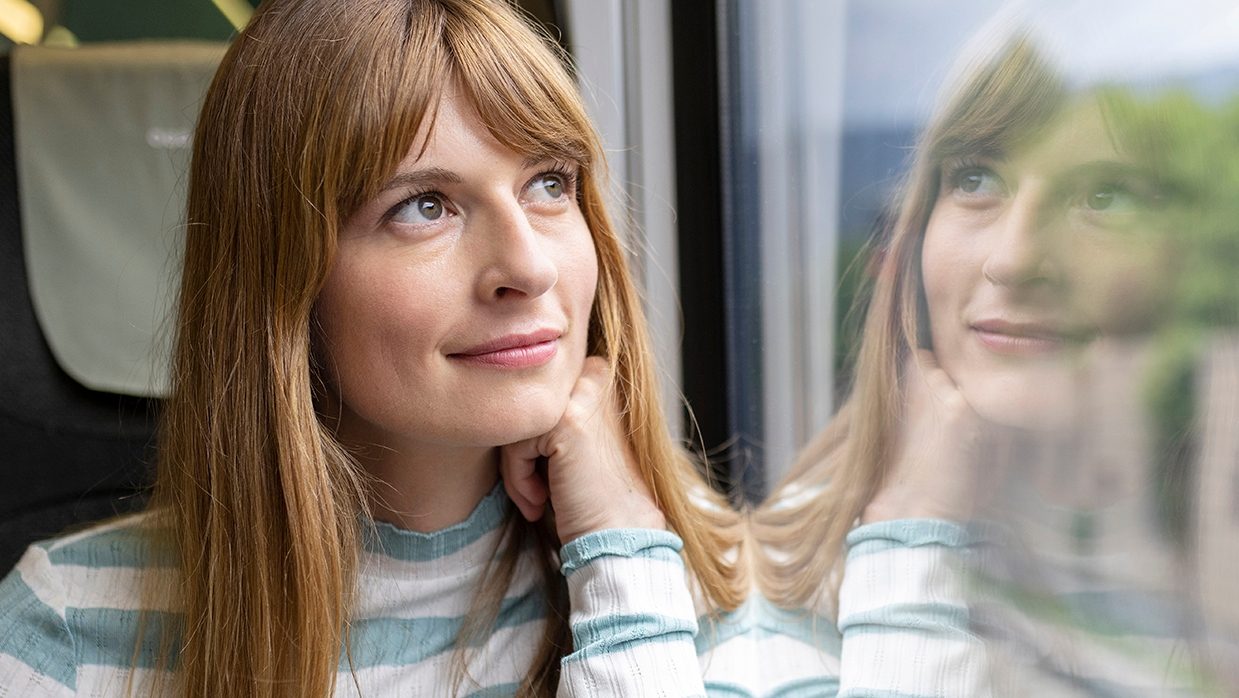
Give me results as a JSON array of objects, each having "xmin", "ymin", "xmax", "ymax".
[
  {"xmin": 316, "ymin": 89, "xmax": 598, "ymax": 453},
  {"xmin": 921, "ymin": 101, "xmax": 1172, "ymax": 429}
]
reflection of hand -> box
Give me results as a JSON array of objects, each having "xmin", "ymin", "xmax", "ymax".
[
  {"xmin": 862, "ymin": 349, "xmax": 986, "ymax": 523},
  {"xmin": 500, "ymin": 356, "xmax": 666, "ymax": 544}
]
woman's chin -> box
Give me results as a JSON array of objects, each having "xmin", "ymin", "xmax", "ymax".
[
  {"xmin": 478, "ymin": 408, "xmax": 566, "ymax": 448},
  {"xmin": 960, "ymin": 370, "xmax": 1082, "ymax": 433}
]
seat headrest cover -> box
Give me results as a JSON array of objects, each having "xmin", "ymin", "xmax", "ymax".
[{"xmin": 12, "ymin": 42, "xmax": 225, "ymax": 397}]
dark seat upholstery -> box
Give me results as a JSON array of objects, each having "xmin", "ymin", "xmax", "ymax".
[{"xmin": 0, "ymin": 54, "xmax": 157, "ymax": 575}]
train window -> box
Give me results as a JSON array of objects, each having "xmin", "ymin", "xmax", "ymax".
[
  {"xmin": 653, "ymin": 0, "xmax": 1239, "ymax": 499},
  {"xmin": 0, "ymin": 1, "xmax": 257, "ymax": 46},
  {"xmin": 1, "ymin": 1, "xmax": 559, "ymax": 46}
]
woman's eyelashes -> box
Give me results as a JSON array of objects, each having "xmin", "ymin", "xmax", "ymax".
[
  {"xmin": 523, "ymin": 165, "xmax": 579, "ymax": 205},
  {"xmin": 942, "ymin": 160, "xmax": 1006, "ymax": 202},
  {"xmin": 941, "ymin": 157, "xmax": 1160, "ymax": 229},
  {"xmin": 1077, "ymin": 182, "xmax": 1138, "ymax": 215},
  {"xmin": 387, "ymin": 191, "xmax": 452, "ymax": 226},
  {"xmin": 379, "ymin": 165, "xmax": 579, "ymax": 231},
  {"xmin": 1064, "ymin": 172, "xmax": 1165, "ymax": 230}
]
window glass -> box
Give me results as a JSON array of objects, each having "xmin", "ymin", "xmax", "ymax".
[
  {"xmin": 728, "ymin": 0, "xmax": 1239, "ymax": 685},
  {"xmin": 724, "ymin": 0, "xmax": 1239, "ymax": 485}
]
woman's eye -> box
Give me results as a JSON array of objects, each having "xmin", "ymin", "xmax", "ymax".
[
  {"xmin": 526, "ymin": 172, "xmax": 570, "ymax": 203},
  {"xmin": 390, "ymin": 194, "xmax": 447, "ymax": 224},
  {"xmin": 951, "ymin": 166, "xmax": 1003, "ymax": 196},
  {"xmin": 1083, "ymin": 184, "xmax": 1136, "ymax": 212}
]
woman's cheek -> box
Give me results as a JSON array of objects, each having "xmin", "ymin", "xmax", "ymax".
[{"xmin": 1072, "ymin": 241, "xmax": 1176, "ymax": 335}]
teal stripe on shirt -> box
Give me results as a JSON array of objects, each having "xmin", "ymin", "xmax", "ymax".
[
  {"xmin": 702, "ymin": 681, "xmax": 755, "ymax": 698},
  {"xmin": 569, "ymin": 612, "xmax": 695, "ymax": 661},
  {"xmin": 0, "ymin": 572, "xmax": 77, "ymax": 689},
  {"xmin": 69, "ymin": 607, "xmax": 182, "ymax": 669},
  {"xmin": 838, "ymin": 602, "xmax": 972, "ymax": 638},
  {"xmin": 560, "ymin": 528, "xmax": 684, "ymax": 576},
  {"xmin": 695, "ymin": 611, "xmax": 750, "ymax": 656},
  {"xmin": 345, "ymin": 587, "xmax": 545, "ymax": 669},
  {"xmin": 767, "ymin": 676, "xmax": 841, "ymax": 698},
  {"xmin": 43, "ymin": 524, "xmax": 177, "ymax": 569},
  {"xmin": 838, "ymin": 690, "xmax": 953, "ymax": 698},
  {"xmin": 55, "ymin": 589, "xmax": 543, "ymax": 673},
  {"xmin": 697, "ymin": 597, "xmax": 841, "ymax": 657},
  {"xmin": 362, "ymin": 487, "xmax": 510, "ymax": 562},
  {"xmin": 703, "ymin": 676, "xmax": 842, "ymax": 698},
  {"xmin": 463, "ymin": 682, "xmax": 520, "ymax": 697},
  {"xmin": 845, "ymin": 519, "xmax": 974, "ymax": 559}
]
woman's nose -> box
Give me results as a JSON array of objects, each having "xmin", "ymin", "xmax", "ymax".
[
  {"xmin": 475, "ymin": 201, "xmax": 559, "ymax": 302},
  {"xmin": 981, "ymin": 189, "xmax": 1059, "ymax": 287}
]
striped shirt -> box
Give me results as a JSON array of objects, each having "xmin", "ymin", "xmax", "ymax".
[
  {"xmin": 0, "ymin": 487, "xmax": 702, "ymax": 696},
  {"xmin": 0, "ymin": 484, "xmax": 984, "ymax": 696},
  {"xmin": 691, "ymin": 519, "xmax": 987, "ymax": 698}
]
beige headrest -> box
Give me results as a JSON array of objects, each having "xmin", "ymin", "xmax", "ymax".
[{"xmin": 12, "ymin": 42, "xmax": 225, "ymax": 397}]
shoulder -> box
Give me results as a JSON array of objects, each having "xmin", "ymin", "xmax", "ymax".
[
  {"xmin": 0, "ymin": 512, "xmax": 171, "ymax": 694},
  {"xmin": 8, "ymin": 512, "xmax": 168, "ymax": 600},
  {"xmin": 22, "ymin": 512, "xmax": 173, "ymax": 596},
  {"xmin": 7, "ymin": 510, "xmax": 174, "ymax": 614}
]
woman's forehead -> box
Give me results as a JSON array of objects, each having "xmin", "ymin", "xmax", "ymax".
[
  {"xmin": 1003, "ymin": 100, "xmax": 1127, "ymax": 170},
  {"xmin": 936, "ymin": 97, "xmax": 1127, "ymax": 170}
]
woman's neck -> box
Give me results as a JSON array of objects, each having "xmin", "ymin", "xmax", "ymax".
[{"xmin": 354, "ymin": 440, "xmax": 501, "ymax": 533}]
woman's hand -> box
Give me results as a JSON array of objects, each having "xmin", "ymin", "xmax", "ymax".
[
  {"xmin": 862, "ymin": 349, "xmax": 988, "ymax": 523},
  {"xmin": 500, "ymin": 356, "xmax": 666, "ymax": 544}
]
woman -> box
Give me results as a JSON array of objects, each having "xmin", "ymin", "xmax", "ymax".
[
  {"xmin": 754, "ymin": 26, "xmax": 1221, "ymax": 696},
  {"xmin": 0, "ymin": 0, "xmax": 745, "ymax": 695}
]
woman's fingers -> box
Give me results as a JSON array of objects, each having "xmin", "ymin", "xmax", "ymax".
[
  {"xmin": 567, "ymin": 356, "xmax": 610, "ymax": 409},
  {"xmin": 500, "ymin": 438, "xmax": 548, "ymax": 522},
  {"xmin": 911, "ymin": 348, "xmax": 967, "ymax": 412},
  {"xmin": 510, "ymin": 354, "xmax": 665, "ymax": 543},
  {"xmin": 864, "ymin": 349, "xmax": 986, "ymax": 523}
]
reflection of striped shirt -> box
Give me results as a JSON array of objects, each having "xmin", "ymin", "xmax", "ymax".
[
  {"xmin": 694, "ymin": 519, "xmax": 989, "ymax": 698},
  {"xmin": 0, "ymin": 486, "xmax": 705, "ymax": 696}
]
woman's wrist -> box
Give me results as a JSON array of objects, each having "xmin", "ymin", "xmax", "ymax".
[
  {"xmin": 558, "ymin": 500, "xmax": 666, "ymax": 544},
  {"xmin": 862, "ymin": 489, "xmax": 970, "ymax": 524}
]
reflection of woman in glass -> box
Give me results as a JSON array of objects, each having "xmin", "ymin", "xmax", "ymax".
[
  {"xmin": 0, "ymin": 1, "xmax": 746, "ymax": 695},
  {"xmin": 754, "ymin": 30, "xmax": 1223, "ymax": 695}
]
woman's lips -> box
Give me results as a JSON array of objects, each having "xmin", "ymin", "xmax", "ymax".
[
  {"xmin": 970, "ymin": 319, "xmax": 1081, "ymax": 357},
  {"xmin": 450, "ymin": 340, "xmax": 558, "ymax": 368},
  {"xmin": 973, "ymin": 328, "xmax": 1063, "ymax": 355},
  {"xmin": 448, "ymin": 329, "xmax": 561, "ymax": 368}
]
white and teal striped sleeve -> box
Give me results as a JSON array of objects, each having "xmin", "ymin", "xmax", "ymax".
[
  {"xmin": 836, "ymin": 519, "xmax": 991, "ymax": 698},
  {"xmin": 557, "ymin": 528, "xmax": 705, "ymax": 698},
  {"xmin": 0, "ymin": 546, "xmax": 78, "ymax": 696}
]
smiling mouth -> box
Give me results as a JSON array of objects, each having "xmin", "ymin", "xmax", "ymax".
[
  {"xmin": 448, "ymin": 329, "xmax": 561, "ymax": 369},
  {"xmin": 970, "ymin": 320, "xmax": 1093, "ymax": 356}
]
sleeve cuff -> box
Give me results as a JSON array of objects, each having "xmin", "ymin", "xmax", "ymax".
[
  {"xmin": 846, "ymin": 518, "xmax": 994, "ymax": 558},
  {"xmin": 560, "ymin": 528, "xmax": 683, "ymax": 577}
]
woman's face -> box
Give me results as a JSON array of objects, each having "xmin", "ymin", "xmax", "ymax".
[
  {"xmin": 316, "ymin": 88, "xmax": 598, "ymax": 453},
  {"xmin": 921, "ymin": 100, "xmax": 1173, "ymax": 429}
]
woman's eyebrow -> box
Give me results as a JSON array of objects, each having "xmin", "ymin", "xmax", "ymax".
[
  {"xmin": 1058, "ymin": 159, "xmax": 1153, "ymax": 183},
  {"xmin": 937, "ymin": 143, "xmax": 1005, "ymax": 162},
  {"xmin": 1065, "ymin": 159, "xmax": 1140, "ymax": 174},
  {"xmin": 380, "ymin": 167, "xmax": 463, "ymax": 192},
  {"xmin": 522, "ymin": 153, "xmax": 579, "ymax": 169}
]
